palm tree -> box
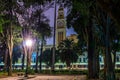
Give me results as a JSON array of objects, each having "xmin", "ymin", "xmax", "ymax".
[
  {"xmin": 32, "ymin": 7, "xmax": 52, "ymax": 72},
  {"xmin": 37, "ymin": 22, "xmax": 51, "ymax": 72},
  {"xmin": 42, "ymin": 49, "xmax": 52, "ymax": 67},
  {"xmin": 42, "ymin": 48, "xmax": 60, "ymax": 68},
  {"xmin": 58, "ymin": 39, "xmax": 78, "ymax": 68}
]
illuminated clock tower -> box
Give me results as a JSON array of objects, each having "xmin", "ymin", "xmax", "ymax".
[{"xmin": 56, "ymin": 5, "xmax": 66, "ymax": 46}]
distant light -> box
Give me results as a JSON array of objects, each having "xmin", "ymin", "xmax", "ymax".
[{"xmin": 26, "ymin": 39, "xmax": 32, "ymax": 47}]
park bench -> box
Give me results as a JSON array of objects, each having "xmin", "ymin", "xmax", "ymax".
[{"xmin": 17, "ymin": 72, "xmax": 24, "ymax": 76}]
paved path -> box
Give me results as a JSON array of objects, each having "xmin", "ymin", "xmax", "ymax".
[{"xmin": 1, "ymin": 75, "xmax": 86, "ymax": 80}]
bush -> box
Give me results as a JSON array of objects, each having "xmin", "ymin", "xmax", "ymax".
[
  {"xmin": 115, "ymin": 69, "xmax": 120, "ymax": 73},
  {"xmin": 38, "ymin": 70, "xmax": 87, "ymax": 75},
  {"xmin": 27, "ymin": 68, "xmax": 35, "ymax": 75},
  {"xmin": 13, "ymin": 69, "xmax": 25, "ymax": 73}
]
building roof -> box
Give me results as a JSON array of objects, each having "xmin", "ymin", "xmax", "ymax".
[{"xmin": 67, "ymin": 34, "xmax": 78, "ymax": 43}]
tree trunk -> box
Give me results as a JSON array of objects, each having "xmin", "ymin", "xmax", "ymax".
[
  {"xmin": 87, "ymin": 14, "xmax": 100, "ymax": 79},
  {"xmin": 93, "ymin": 47, "xmax": 100, "ymax": 79},
  {"xmin": 9, "ymin": 57, "xmax": 12, "ymax": 76},
  {"xmin": 103, "ymin": 48, "xmax": 107, "ymax": 80},
  {"xmin": 7, "ymin": 26, "xmax": 13, "ymax": 76},
  {"xmin": 21, "ymin": 27, "xmax": 28, "ymax": 70},
  {"xmin": 39, "ymin": 36, "xmax": 44, "ymax": 72},
  {"xmin": 66, "ymin": 59, "xmax": 70, "ymax": 68},
  {"xmin": 7, "ymin": 0, "xmax": 13, "ymax": 76},
  {"xmin": 112, "ymin": 51, "xmax": 116, "ymax": 70},
  {"xmin": 8, "ymin": 45, "xmax": 13, "ymax": 76},
  {"xmin": 112, "ymin": 51, "xmax": 116, "ymax": 80},
  {"xmin": 22, "ymin": 53, "xmax": 25, "ymax": 70},
  {"xmin": 87, "ymin": 18, "xmax": 95, "ymax": 79},
  {"xmin": 27, "ymin": 49, "xmax": 31, "ymax": 69},
  {"xmin": 4, "ymin": 48, "xmax": 8, "ymax": 71},
  {"xmin": 105, "ymin": 16, "xmax": 115, "ymax": 80},
  {"xmin": 87, "ymin": 32, "xmax": 94, "ymax": 79},
  {"xmin": 35, "ymin": 39, "xmax": 39, "ymax": 73}
]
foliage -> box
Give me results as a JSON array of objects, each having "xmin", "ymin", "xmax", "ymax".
[
  {"xmin": 58, "ymin": 39, "xmax": 78, "ymax": 67},
  {"xmin": 31, "ymin": 6, "xmax": 52, "ymax": 39},
  {"xmin": 66, "ymin": 0, "xmax": 102, "ymax": 79},
  {"xmin": 0, "ymin": 15, "xmax": 4, "ymax": 33},
  {"xmin": 0, "ymin": 0, "xmax": 24, "ymax": 76},
  {"xmin": 27, "ymin": 68, "xmax": 35, "ymax": 75},
  {"xmin": 97, "ymin": 0, "xmax": 120, "ymax": 26},
  {"xmin": 23, "ymin": 0, "xmax": 52, "ymax": 8},
  {"xmin": 36, "ymin": 70, "xmax": 87, "ymax": 75},
  {"xmin": 42, "ymin": 49, "xmax": 52, "ymax": 67},
  {"xmin": 42, "ymin": 49, "xmax": 59, "ymax": 67},
  {"xmin": 0, "ymin": 15, "xmax": 10, "ymax": 33},
  {"xmin": 13, "ymin": 25, "xmax": 22, "ymax": 45}
]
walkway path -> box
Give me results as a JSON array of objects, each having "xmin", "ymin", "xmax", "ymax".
[{"xmin": 1, "ymin": 75, "xmax": 86, "ymax": 80}]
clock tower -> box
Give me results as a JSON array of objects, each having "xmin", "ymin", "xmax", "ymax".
[{"xmin": 56, "ymin": 5, "xmax": 66, "ymax": 47}]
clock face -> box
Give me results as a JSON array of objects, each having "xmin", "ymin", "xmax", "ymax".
[
  {"xmin": 59, "ymin": 12, "xmax": 63, "ymax": 17},
  {"xmin": 59, "ymin": 11, "xmax": 63, "ymax": 16},
  {"xmin": 57, "ymin": 20, "xmax": 64, "ymax": 28}
]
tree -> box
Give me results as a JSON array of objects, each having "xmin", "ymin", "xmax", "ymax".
[
  {"xmin": 58, "ymin": 39, "xmax": 78, "ymax": 68},
  {"xmin": 0, "ymin": 16, "xmax": 22, "ymax": 73},
  {"xmin": 66, "ymin": 0, "xmax": 100, "ymax": 79},
  {"xmin": 16, "ymin": 3, "xmax": 36, "ymax": 73},
  {"xmin": 0, "ymin": 0, "xmax": 20, "ymax": 76},
  {"xmin": 42, "ymin": 49, "xmax": 52, "ymax": 67},
  {"xmin": 0, "ymin": 15, "xmax": 9, "ymax": 71},
  {"xmin": 16, "ymin": 0, "xmax": 53, "ymax": 72},
  {"xmin": 110, "ymin": 30, "xmax": 120, "ymax": 80},
  {"xmin": 93, "ymin": 6, "xmax": 119, "ymax": 79},
  {"xmin": 30, "ymin": 4, "xmax": 52, "ymax": 72},
  {"xmin": 35, "ymin": 20, "xmax": 52, "ymax": 72},
  {"xmin": 42, "ymin": 48, "xmax": 59, "ymax": 68},
  {"xmin": 96, "ymin": 0, "xmax": 120, "ymax": 26}
]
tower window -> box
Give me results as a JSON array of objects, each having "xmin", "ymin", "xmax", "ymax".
[{"xmin": 58, "ymin": 32, "xmax": 63, "ymax": 44}]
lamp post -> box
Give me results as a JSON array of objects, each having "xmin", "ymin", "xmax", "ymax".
[
  {"xmin": 25, "ymin": 39, "xmax": 32, "ymax": 77},
  {"xmin": 52, "ymin": 0, "xmax": 57, "ymax": 71}
]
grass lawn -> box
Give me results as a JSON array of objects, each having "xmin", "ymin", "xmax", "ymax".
[
  {"xmin": 0, "ymin": 69, "xmax": 120, "ymax": 79},
  {"xmin": 0, "ymin": 69, "xmax": 87, "ymax": 78},
  {"xmin": 0, "ymin": 70, "xmax": 24, "ymax": 78}
]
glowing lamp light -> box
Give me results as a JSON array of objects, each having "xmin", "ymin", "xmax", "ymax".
[{"xmin": 25, "ymin": 39, "xmax": 32, "ymax": 47}]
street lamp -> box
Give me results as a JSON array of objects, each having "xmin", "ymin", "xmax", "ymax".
[
  {"xmin": 52, "ymin": 0, "xmax": 57, "ymax": 71},
  {"xmin": 25, "ymin": 39, "xmax": 32, "ymax": 47},
  {"xmin": 25, "ymin": 38, "xmax": 32, "ymax": 77}
]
